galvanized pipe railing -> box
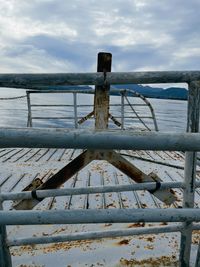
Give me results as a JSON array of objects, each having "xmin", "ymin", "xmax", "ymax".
[
  {"xmin": 26, "ymin": 91, "xmax": 32, "ymax": 127},
  {"xmin": 1, "ymin": 208, "xmax": 200, "ymax": 225},
  {"xmin": 0, "ymin": 196, "xmax": 12, "ymax": 267},
  {"xmin": 1, "ymin": 128, "xmax": 200, "ymax": 150},
  {"xmin": 1, "ymin": 181, "xmax": 200, "ymax": 202},
  {"xmin": 7, "ymin": 224, "xmax": 185, "ymax": 247},
  {"xmin": 180, "ymin": 81, "xmax": 200, "ymax": 266},
  {"xmin": 0, "ymin": 71, "xmax": 199, "ymax": 88},
  {"xmin": 26, "ymin": 88, "xmax": 158, "ymax": 130},
  {"xmin": 6, "ymin": 223, "xmax": 200, "ymax": 248},
  {"xmin": 121, "ymin": 89, "xmax": 159, "ymax": 131},
  {"xmin": 1, "ymin": 67, "xmax": 200, "ymax": 266}
]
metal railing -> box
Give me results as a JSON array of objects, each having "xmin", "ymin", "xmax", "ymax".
[
  {"xmin": 0, "ymin": 53, "xmax": 200, "ymax": 266},
  {"xmin": 26, "ymin": 88, "xmax": 158, "ymax": 131}
]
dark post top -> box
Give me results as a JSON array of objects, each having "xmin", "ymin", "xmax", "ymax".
[{"xmin": 97, "ymin": 52, "xmax": 112, "ymax": 73}]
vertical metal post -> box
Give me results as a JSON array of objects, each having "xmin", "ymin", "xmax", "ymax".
[
  {"xmin": 0, "ymin": 196, "xmax": 12, "ymax": 267},
  {"xmin": 94, "ymin": 52, "xmax": 112, "ymax": 130},
  {"xmin": 26, "ymin": 91, "xmax": 32, "ymax": 127},
  {"xmin": 121, "ymin": 91, "xmax": 125, "ymax": 129},
  {"xmin": 150, "ymin": 106, "xmax": 159, "ymax": 131},
  {"xmin": 73, "ymin": 92, "xmax": 78, "ymax": 129},
  {"xmin": 179, "ymin": 81, "xmax": 200, "ymax": 267},
  {"xmin": 195, "ymin": 242, "xmax": 200, "ymax": 267}
]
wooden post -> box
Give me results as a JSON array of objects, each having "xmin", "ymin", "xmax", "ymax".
[{"xmin": 94, "ymin": 52, "xmax": 112, "ymax": 129}]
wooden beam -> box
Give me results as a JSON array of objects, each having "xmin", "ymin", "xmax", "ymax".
[
  {"xmin": 94, "ymin": 52, "xmax": 112, "ymax": 129},
  {"xmin": 14, "ymin": 150, "xmax": 94, "ymax": 210}
]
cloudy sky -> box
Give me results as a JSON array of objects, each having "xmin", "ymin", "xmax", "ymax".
[{"xmin": 0, "ymin": 0, "xmax": 200, "ymax": 80}]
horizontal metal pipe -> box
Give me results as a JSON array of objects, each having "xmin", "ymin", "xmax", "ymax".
[
  {"xmin": 0, "ymin": 73, "xmax": 103, "ymax": 88},
  {"xmin": 30, "ymin": 104, "xmax": 139, "ymax": 107},
  {"xmin": 31, "ymin": 116, "xmax": 154, "ymax": 119},
  {"xmin": 7, "ymin": 223, "xmax": 200, "ymax": 247},
  {"xmin": 28, "ymin": 89, "xmax": 95, "ymax": 94},
  {"xmin": 31, "ymin": 117, "xmax": 76, "ymax": 119},
  {"xmin": 1, "ymin": 209, "xmax": 200, "ymax": 225},
  {"xmin": 1, "ymin": 128, "xmax": 200, "ymax": 151},
  {"xmin": 7, "ymin": 224, "xmax": 183, "ymax": 246},
  {"xmin": 111, "ymin": 116, "xmax": 153, "ymax": 119},
  {"xmin": 1, "ymin": 181, "xmax": 191, "ymax": 201},
  {"xmin": 31, "ymin": 104, "xmax": 73, "ymax": 107},
  {"xmin": 0, "ymin": 71, "xmax": 199, "ymax": 89},
  {"xmin": 108, "ymin": 72, "xmax": 196, "ymax": 84}
]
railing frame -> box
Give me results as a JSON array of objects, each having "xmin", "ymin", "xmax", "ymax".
[
  {"xmin": 26, "ymin": 88, "xmax": 158, "ymax": 131},
  {"xmin": 0, "ymin": 54, "xmax": 200, "ymax": 266}
]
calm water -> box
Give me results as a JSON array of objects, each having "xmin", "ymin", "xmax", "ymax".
[
  {"xmin": 148, "ymin": 98, "xmax": 187, "ymax": 131},
  {"xmin": 0, "ymin": 88, "xmax": 188, "ymax": 132}
]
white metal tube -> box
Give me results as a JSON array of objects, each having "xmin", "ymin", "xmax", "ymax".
[
  {"xmin": 180, "ymin": 81, "xmax": 200, "ymax": 267},
  {"xmin": 1, "ymin": 209, "xmax": 200, "ymax": 225},
  {"xmin": 73, "ymin": 92, "xmax": 78, "ymax": 129},
  {"xmin": 1, "ymin": 128, "xmax": 200, "ymax": 150},
  {"xmin": 0, "ymin": 196, "xmax": 12, "ymax": 267},
  {"xmin": 195, "ymin": 241, "xmax": 200, "ymax": 267},
  {"xmin": 121, "ymin": 92, "xmax": 125, "ymax": 129},
  {"xmin": 7, "ymin": 224, "xmax": 183, "ymax": 247},
  {"xmin": 26, "ymin": 92, "xmax": 32, "ymax": 127},
  {"xmin": 6, "ymin": 224, "xmax": 200, "ymax": 247},
  {"xmin": 1, "ymin": 181, "xmax": 190, "ymax": 201}
]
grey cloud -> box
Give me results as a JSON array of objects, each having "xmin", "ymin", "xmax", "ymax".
[
  {"xmin": 21, "ymin": 35, "xmax": 97, "ymax": 69},
  {"xmin": 14, "ymin": 34, "xmax": 171, "ymax": 71},
  {"xmin": 2, "ymin": 35, "xmax": 170, "ymax": 73},
  {"xmin": 139, "ymin": 1, "xmax": 200, "ymax": 42},
  {"xmin": 0, "ymin": 0, "xmax": 200, "ymax": 73}
]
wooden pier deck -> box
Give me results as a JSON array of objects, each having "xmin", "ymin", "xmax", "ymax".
[{"xmin": 1, "ymin": 147, "xmax": 200, "ymax": 266}]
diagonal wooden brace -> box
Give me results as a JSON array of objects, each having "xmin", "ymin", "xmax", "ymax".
[
  {"xmin": 14, "ymin": 150, "xmax": 94, "ymax": 210},
  {"xmin": 14, "ymin": 149, "xmax": 176, "ymax": 210},
  {"xmin": 102, "ymin": 150, "xmax": 176, "ymax": 205}
]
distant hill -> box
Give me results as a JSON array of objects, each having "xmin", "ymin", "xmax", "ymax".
[
  {"xmin": 37, "ymin": 84, "xmax": 188, "ymax": 100},
  {"xmin": 159, "ymin": 87, "xmax": 188, "ymax": 100},
  {"xmin": 112, "ymin": 84, "xmax": 188, "ymax": 100}
]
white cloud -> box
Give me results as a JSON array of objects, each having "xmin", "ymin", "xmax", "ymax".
[{"xmin": 0, "ymin": 0, "xmax": 199, "ymax": 74}]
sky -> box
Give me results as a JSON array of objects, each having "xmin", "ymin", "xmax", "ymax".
[{"xmin": 0, "ymin": 0, "xmax": 200, "ymax": 89}]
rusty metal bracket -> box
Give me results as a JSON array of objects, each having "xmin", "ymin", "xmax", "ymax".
[{"xmin": 78, "ymin": 111, "xmax": 94, "ymax": 125}]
